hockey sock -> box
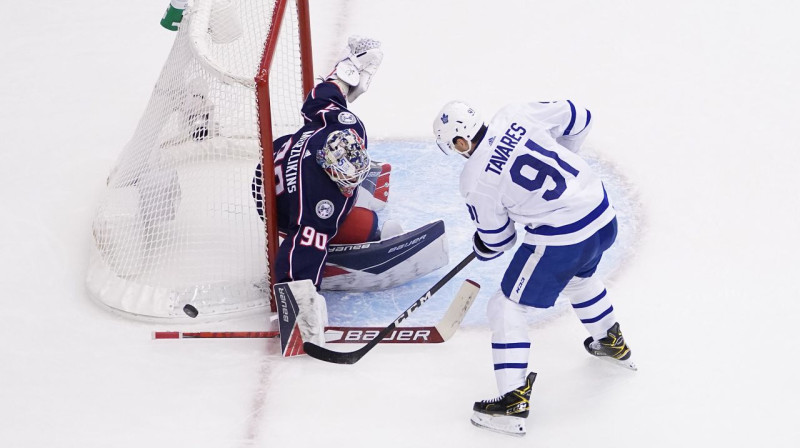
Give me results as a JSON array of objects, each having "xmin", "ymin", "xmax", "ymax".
[
  {"xmin": 564, "ymin": 276, "xmax": 617, "ymax": 342},
  {"xmin": 487, "ymin": 290, "xmax": 531, "ymax": 394}
]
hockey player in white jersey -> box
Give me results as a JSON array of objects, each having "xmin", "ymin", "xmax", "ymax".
[{"xmin": 433, "ymin": 99, "xmax": 635, "ymax": 437}]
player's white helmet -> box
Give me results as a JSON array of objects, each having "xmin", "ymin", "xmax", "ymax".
[
  {"xmin": 432, "ymin": 101, "xmax": 483, "ymax": 156},
  {"xmin": 317, "ymin": 129, "xmax": 371, "ymax": 197}
]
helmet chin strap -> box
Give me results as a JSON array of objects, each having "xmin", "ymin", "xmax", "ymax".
[
  {"xmin": 454, "ymin": 138, "xmax": 475, "ymax": 158},
  {"xmin": 457, "ymin": 125, "xmax": 486, "ymax": 158}
]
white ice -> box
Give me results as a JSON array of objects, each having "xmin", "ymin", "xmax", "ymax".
[{"xmin": 2, "ymin": 1, "xmax": 799, "ymax": 447}]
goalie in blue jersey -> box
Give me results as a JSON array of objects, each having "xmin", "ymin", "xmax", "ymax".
[
  {"xmin": 251, "ymin": 36, "xmax": 385, "ymax": 345},
  {"xmin": 433, "ymin": 99, "xmax": 636, "ymax": 437}
]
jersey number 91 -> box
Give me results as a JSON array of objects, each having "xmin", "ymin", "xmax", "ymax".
[{"xmin": 509, "ymin": 139, "xmax": 580, "ymax": 201}]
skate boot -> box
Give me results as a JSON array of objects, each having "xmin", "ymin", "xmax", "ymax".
[
  {"xmin": 470, "ymin": 372, "xmax": 536, "ymax": 437},
  {"xmin": 583, "ymin": 322, "xmax": 637, "ymax": 370}
]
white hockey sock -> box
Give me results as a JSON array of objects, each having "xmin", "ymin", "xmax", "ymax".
[
  {"xmin": 564, "ymin": 276, "xmax": 617, "ymax": 342},
  {"xmin": 487, "ymin": 290, "xmax": 531, "ymax": 394}
]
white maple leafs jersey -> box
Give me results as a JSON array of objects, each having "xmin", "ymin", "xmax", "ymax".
[{"xmin": 460, "ymin": 100, "xmax": 615, "ymax": 249}]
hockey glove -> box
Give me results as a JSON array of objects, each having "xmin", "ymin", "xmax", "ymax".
[
  {"xmin": 329, "ymin": 36, "xmax": 383, "ymax": 102},
  {"xmin": 473, "ymin": 231, "xmax": 502, "ymax": 261}
]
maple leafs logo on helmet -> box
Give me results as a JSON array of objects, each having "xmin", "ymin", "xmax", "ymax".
[
  {"xmin": 432, "ymin": 101, "xmax": 483, "ymax": 156},
  {"xmin": 317, "ymin": 129, "xmax": 371, "ymax": 197}
]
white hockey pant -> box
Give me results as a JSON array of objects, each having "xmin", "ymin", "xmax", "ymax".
[
  {"xmin": 563, "ymin": 275, "xmax": 617, "ymax": 342},
  {"xmin": 487, "ymin": 290, "xmax": 532, "ymax": 395}
]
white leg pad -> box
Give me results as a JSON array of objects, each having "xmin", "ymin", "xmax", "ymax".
[{"xmin": 287, "ymin": 280, "xmax": 329, "ymax": 346}]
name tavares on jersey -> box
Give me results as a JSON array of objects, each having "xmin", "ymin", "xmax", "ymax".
[
  {"xmin": 284, "ymin": 130, "xmax": 313, "ymax": 193},
  {"xmin": 485, "ymin": 123, "xmax": 526, "ymax": 175}
]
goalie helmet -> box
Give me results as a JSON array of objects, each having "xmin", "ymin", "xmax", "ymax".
[
  {"xmin": 432, "ymin": 101, "xmax": 484, "ymax": 156},
  {"xmin": 317, "ymin": 129, "xmax": 371, "ymax": 197}
]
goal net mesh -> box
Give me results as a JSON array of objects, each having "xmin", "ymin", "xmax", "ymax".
[{"xmin": 87, "ymin": 0, "xmax": 307, "ymax": 320}]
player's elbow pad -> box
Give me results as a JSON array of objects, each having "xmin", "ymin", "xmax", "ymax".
[{"xmin": 473, "ymin": 232, "xmax": 502, "ymax": 261}]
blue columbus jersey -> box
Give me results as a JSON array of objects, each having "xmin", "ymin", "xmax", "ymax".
[{"xmin": 253, "ymin": 81, "xmax": 368, "ymax": 287}]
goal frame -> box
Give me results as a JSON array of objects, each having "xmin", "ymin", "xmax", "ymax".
[{"xmin": 256, "ymin": 0, "xmax": 315, "ymax": 311}]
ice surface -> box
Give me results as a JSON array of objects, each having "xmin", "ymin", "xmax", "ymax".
[{"xmin": 1, "ymin": 1, "xmax": 799, "ymax": 447}]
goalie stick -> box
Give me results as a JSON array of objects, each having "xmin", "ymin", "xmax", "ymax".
[
  {"xmin": 153, "ymin": 278, "xmax": 479, "ymax": 343},
  {"xmin": 303, "ymin": 252, "xmax": 478, "ymax": 364}
]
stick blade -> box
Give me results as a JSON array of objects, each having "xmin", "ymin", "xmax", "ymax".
[
  {"xmin": 435, "ymin": 279, "xmax": 480, "ymax": 341},
  {"xmin": 303, "ymin": 341, "xmax": 366, "ymax": 365}
]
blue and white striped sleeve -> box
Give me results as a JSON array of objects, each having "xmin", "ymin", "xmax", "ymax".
[
  {"xmin": 523, "ymin": 101, "xmax": 592, "ymax": 152},
  {"xmin": 465, "ymin": 192, "xmax": 517, "ymax": 252},
  {"xmin": 560, "ymin": 100, "xmax": 592, "ymax": 137},
  {"xmin": 555, "ymin": 100, "xmax": 592, "ymax": 152}
]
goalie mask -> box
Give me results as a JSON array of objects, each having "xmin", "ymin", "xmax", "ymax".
[
  {"xmin": 432, "ymin": 101, "xmax": 484, "ymax": 157},
  {"xmin": 317, "ymin": 129, "xmax": 371, "ymax": 197}
]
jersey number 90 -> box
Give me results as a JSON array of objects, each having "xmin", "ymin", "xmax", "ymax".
[
  {"xmin": 299, "ymin": 226, "xmax": 329, "ymax": 251},
  {"xmin": 510, "ymin": 139, "xmax": 580, "ymax": 201}
]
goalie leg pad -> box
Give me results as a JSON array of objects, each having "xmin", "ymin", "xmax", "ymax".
[
  {"xmin": 274, "ymin": 280, "xmax": 329, "ymax": 356},
  {"xmin": 321, "ymin": 220, "xmax": 448, "ymax": 291},
  {"xmin": 290, "ymin": 280, "xmax": 328, "ymax": 346}
]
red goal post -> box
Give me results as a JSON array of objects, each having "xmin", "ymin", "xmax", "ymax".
[
  {"xmin": 86, "ymin": 0, "xmax": 315, "ymax": 320},
  {"xmin": 257, "ymin": 0, "xmax": 315, "ymax": 312}
]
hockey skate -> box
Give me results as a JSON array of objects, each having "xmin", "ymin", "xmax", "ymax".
[
  {"xmin": 470, "ymin": 372, "xmax": 536, "ymax": 437},
  {"xmin": 583, "ymin": 322, "xmax": 637, "ymax": 371}
]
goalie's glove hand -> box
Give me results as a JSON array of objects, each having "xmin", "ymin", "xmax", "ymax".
[
  {"xmin": 472, "ymin": 231, "xmax": 502, "ymax": 261},
  {"xmin": 329, "ymin": 35, "xmax": 383, "ymax": 102}
]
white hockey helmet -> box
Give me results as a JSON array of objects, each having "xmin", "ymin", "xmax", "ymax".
[
  {"xmin": 432, "ymin": 101, "xmax": 484, "ymax": 156},
  {"xmin": 317, "ymin": 129, "xmax": 371, "ymax": 197}
]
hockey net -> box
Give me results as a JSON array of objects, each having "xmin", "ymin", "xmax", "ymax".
[{"xmin": 86, "ymin": 0, "xmax": 313, "ymax": 320}]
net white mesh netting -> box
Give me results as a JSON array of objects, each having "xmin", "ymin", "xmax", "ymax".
[{"xmin": 87, "ymin": 0, "xmax": 307, "ymax": 320}]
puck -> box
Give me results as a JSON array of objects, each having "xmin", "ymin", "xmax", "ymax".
[{"xmin": 183, "ymin": 304, "xmax": 199, "ymax": 318}]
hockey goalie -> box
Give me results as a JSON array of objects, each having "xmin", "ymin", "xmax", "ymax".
[{"xmin": 250, "ymin": 36, "xmax": 449, "ymax": 350}]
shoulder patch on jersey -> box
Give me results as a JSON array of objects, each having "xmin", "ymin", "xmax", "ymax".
[
  {"xmin": 338, "ymin": 112, "xmax": 357, "ymax": 125},
  {"xmin": 316, "ymin": 200, "xmax": 335, "ymax": 219}
]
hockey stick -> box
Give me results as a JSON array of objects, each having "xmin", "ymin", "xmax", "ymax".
[
  {"xmin": 153, "ymin": 277, "xmax": 479, "ymax": 343},
  {"xmin": 303, "ymin": 252, "xmax": 478, "ymax": 364},
  {"xmin": 154, "ymin": 331, "xmax": 279, "ymax": 339}
]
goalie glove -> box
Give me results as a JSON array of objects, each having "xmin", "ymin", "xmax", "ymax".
[
  {"xmin": 473, "ymin": 231, "xmax": 502, "ymax": 261},
  {"xmin": 329, "ymin": 36, "xmax": 383, "ymax": 102}
]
